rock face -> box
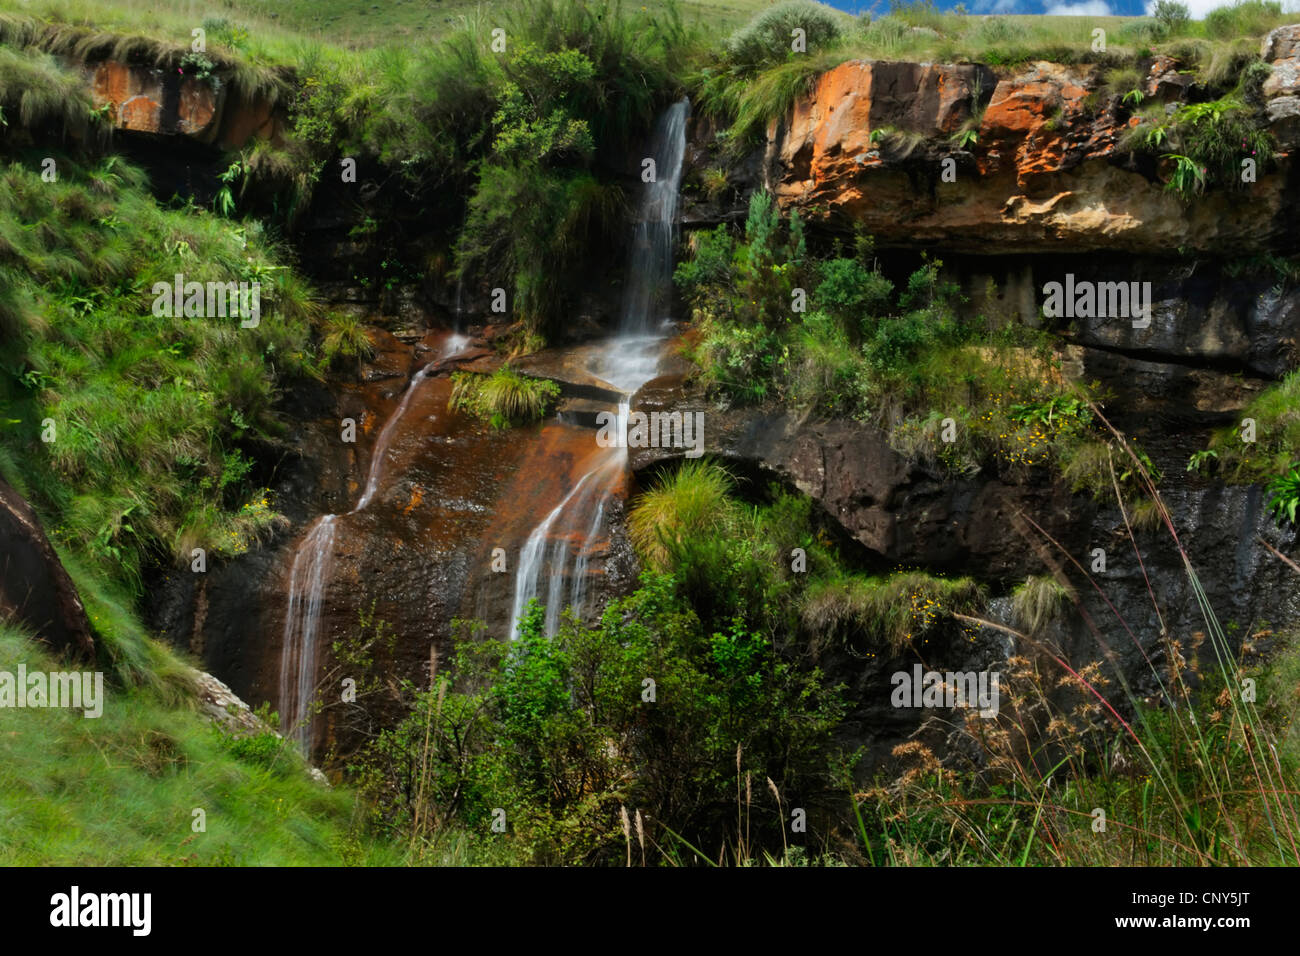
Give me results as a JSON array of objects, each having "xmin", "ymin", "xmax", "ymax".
[
  {"xmin": 628, "ymin": 380, "xmax": 1300, "ymax": 770},
  {"xmin": 0, "ymin": 478, "xmax": 96, "ymax": 660},
  {"xmin": 756, "ymin": 57, "xmax": 1296, "ymax": 254},
  {"xmin": 79, "ymin": 59, "xmax": 281, "ymax": 148}
]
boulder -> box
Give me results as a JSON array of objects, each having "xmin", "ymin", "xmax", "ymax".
[
  {"xmin": 0, "ymin": 478, "xmax": 96, "ymax": 659},
  {"xmin": 1262, "ymin": 24, "xmax": 1300, "ymax": 98}
]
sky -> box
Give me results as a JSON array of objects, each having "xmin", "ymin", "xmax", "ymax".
[{"xmin": 822, "ymin": 0, "xmax": 1296, "ymax": 18}]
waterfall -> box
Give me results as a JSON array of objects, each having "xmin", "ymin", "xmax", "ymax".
[
  {"xmin": 277, "ymin": 514, "xmax": 337, "ymax": 750},
  {"xmin": 620, "ymin": 99, "xmax": 690, "ymax": 334},
  {"xmin": 507, "ymin": 100, "xmax": 689, "ymax": 638},
  {"xmin": 277, "ymin": 332, "xmax": 470, "ymax": 750}
]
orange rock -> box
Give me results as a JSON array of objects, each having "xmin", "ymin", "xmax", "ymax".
[
  {"xmin": 83, "ymin": 57, "xmax": 278, "ymax": 145},
  {"xmin": 761, "ymin": 58, "xmax": 1288, "ymax": 254}
]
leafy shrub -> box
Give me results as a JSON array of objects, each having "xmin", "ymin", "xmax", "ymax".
[
  {"xmin": 814, "ymin": 257, "xmax": 894, "ymax": 338},
  {"xmin": 727, "ymin": 0, "xmax": 845, "ymax": 73},
  {"xmin": 1266, "ymin": 465, "xmax": 1300, "ymax": 526},
  {"xmin": 352, "ymin": 576, "xmax": 847, "ymax": 865},
  {"xmin": 1124, "ymin": 94, "xmax": 1274, "ymax": 196},
  {"xmin": 1154, "ymin": 0, "xmax": 1192, "ymax": 35}
]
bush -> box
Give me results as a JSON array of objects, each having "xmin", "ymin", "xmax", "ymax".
[
  {"xmin": 352, "ymin": 576, "xmax": 847, "ymax": 865},
  {"xmin": 1154, "ymin": 0, "xmax": 1191, "ymax": 35},
  {"xmin": 815, "ymin": 257, "xmax": 894, "ymax": 339},
  {"xmin": 1123, "ymin": 94, "xmax": 1275, "ymax": 196},
  {"xmin": 727, "ymin": 0, "xmax": 845, "ymax": 73}
]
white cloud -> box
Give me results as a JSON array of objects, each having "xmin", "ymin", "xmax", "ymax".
[
  {"xmin": 1044, "ymin": 0, "xmax": 1113, "ymax": 13},
  {"xmin": 1143, "ymin": 0, "xmax": 1300, "ymax": 18}
]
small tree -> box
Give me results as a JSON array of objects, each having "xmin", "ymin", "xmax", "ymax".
[{"xmin": 1153, "ymin": 0, "xmax": 1191, "ymax": 34}]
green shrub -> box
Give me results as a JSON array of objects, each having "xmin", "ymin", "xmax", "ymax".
[
  {"xmin": 726, "ymin": 0, "xmax": 845, "ymax": 73},
  {"xmin": 353, "ymin": 572, "xmax": 847, "ymax": 865},
  {"xmin": 815, "ymin": 257, "xmax": 894, "ymax": 339},
  {"xmin": 1123, "ymin": 93, "xmax": 1274, "ymax": 197},
  {"xmin": 1154, "ymin": 0, "xmax": 1192, "ymax": 35}
]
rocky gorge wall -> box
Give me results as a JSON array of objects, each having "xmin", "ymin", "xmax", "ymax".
[
  {"xmin": 648, "ymin": 27, "xmax": 1300, "ymax": 770},
  {"xmin": 85, "ymin": 30, "xmax": 1300, "ymax": 774}
]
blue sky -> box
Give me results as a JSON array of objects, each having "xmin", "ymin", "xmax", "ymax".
[{"xmin": 821, "ymin": 0, "xmax": 1183, "ymax": 16}]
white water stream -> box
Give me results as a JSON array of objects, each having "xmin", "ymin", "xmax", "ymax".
[
  {"xmin": 278, "ymin": 332, "xmax": 469, "ymax": 749},
  {"xmin": 508, "ymin": 99, "xmax": 689, "ymax": 639}
]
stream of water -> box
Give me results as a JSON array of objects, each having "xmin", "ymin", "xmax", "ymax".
[
  {"xmin": 277, "ymin": 332, "xmax": 469, "ymax": 749},
  {"xmin": 507, "ymin": 99, "xmax": 689, "ymax": 638},
  {"xmin": 278, "ymin": 96, "xmax": 689, "ymax": 749}
]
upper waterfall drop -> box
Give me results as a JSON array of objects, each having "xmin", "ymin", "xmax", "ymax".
[
  {"xmin": 619, "ymin": 98, "xmax": 690, "ymax": 335},
  {"xmin": 505, "ymin": 98, "xmax": 690, "ymax": 641}
]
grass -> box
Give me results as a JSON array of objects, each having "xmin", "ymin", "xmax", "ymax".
[
  {"xmin": 696, "ymin": 1, "xmax": 1290, "ymax": 148},
  {"xmin": 801, "ymin": 571, "xmax": 984, "ymax": 654},
  {"xmin": 0, "ymin": 152, "xmax": 319, "ymax": 590},
  {"xmin": 320, "ymin": 311, "xmax": 374, "ymax": 367},
  {"xmin": 0, "ymin": 630, "xmax": 389, "ymax": 865},
  {"xmin": 0, "ymin": 583, "xmax": 400, "ymax": 864},
  {"xmin": 0, "ymin": 45, "xmax": 107, "ymax": 140},
  {"xmin": 627, "ymin": 458, "xmax": 735, "ymax": 572},
  {"xmin": 1010, "ymin": 574, "xmax": 1073, "ymax": 635},
  {"xmin": 448, "ymin": 365, "xmax": 561, "ymax": 428},
  {"xmin": 1193, "ymin": 369, "xmax": 1300, "ymax": 483},
  {"xmin": 0, "ymin": 0, "xmax": 785, "ymax": 48},
  {"xmin": 856, "ymin": 432, "xmax": 1300, "ymax": 866}
]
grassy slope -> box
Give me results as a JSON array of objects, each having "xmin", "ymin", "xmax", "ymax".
[
  {"xmin": 0, "ymin": 563, "xmax": 400, "ymax": 865},
  {"xmin": 0, "ymin": 0, "xmax": 785, "ymax": 48}
]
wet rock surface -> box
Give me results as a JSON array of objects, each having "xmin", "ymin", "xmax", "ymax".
[{"xmin": 0, "ymin": 477, "xmax": 96, "ymax": 660}]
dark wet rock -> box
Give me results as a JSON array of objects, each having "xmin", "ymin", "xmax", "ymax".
[
  {"xmin": 0, "ymin": 478, "xmax": 96, "ymax": 660},
  {"xmin": 516, "ymin": 346, "xmax": 631, "ymax": 403},
  {"xmin": 630, "ymin": 372, "xmax": 1300, "ymax": 779}
]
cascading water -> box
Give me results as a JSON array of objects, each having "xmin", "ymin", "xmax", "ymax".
[
  {"xmin": 278, "ymin": 332, "xmax": 469, "ymax": 750},
  {"xmin": 508, "ymin": 99, "xmax": 689, "ymax": 638},
  {"xmin": 620, "ymin": 100, "xmax": 690, "ymax": 334},
  {"xmin": 277, "ymin": 514, "xmax": 337, "ymax": 750}
]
